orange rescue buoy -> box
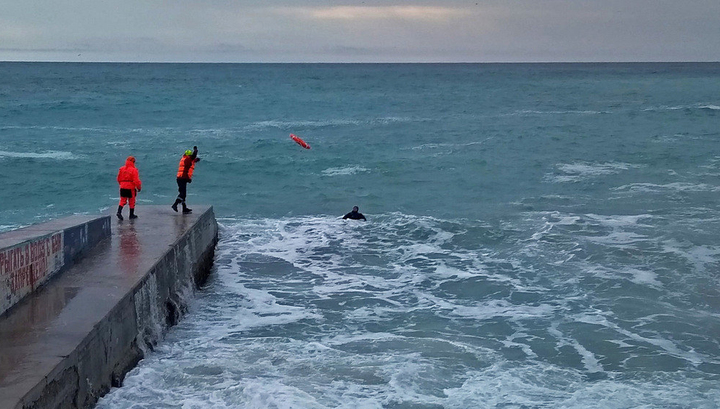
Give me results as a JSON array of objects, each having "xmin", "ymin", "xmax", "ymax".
[{"xmin": 290, "ymin": 134, "xmax": 311, "ymax": 149}]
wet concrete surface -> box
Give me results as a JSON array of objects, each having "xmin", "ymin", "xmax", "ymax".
[
  {"xmin": 0, "ymin": 205, "xmax": 215, "ymax": 409},
  {"xmin": 1, "ymin": 215, "xmax": 111, "ymax": 316},
  {"xmin": 0, "ymin": 215, "xmax": 105, "ymax": 250}
]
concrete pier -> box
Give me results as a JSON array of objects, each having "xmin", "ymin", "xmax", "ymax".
[
  {"xmin": 1, "ymin": 215, "xmax": 112, "ymax": 316},
  {"xmin": 0, "ymin": 206, "xmax": 218, "ymax": 409}
]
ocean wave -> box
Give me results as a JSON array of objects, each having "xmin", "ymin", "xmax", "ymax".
[
  {"xmin": 321, "ymin": 165, "xmax": 369, "ymax": 176},
  {"xmin": 425, "ymin": 294, "xmax": 557, "ymax": 321},
  {"xmin": 523, "ymin": 211, "xmax": 655, "ymax": 241},
  {"xmin": 0, "ymin": 125, "xmax": 112, "ymax": 132},
  {"xmin": 546, "ymin": 161, "xmax": 642, "ymax": 183},
  {"xmin": 410, "ymin": 138, "xmax": 492, "ymax": 151},
  {"xmin": 643, "ymin": 105, "xmax": 688, "ymax": 112},
  {"xmin": 96, "ymin": 211, "xmax": 720, "ymax": 408},
  {"xmin": 583, "ymin": 213, "xmax": 654, "ymax": 228},
  {"xmin": 519, "ymin": 211, "xmax": 655, "ymax": 271},
  {"xmin": 661, "ymin": 240, "xmax": 720, "ymax": 275},
  {"xmin": 612, "ymin": 182, "xmax": 720, "ymax": 194},
  {"xmin": 243, "ymin": 116, "xmax": 422, "ymax": 132},
  {"xmin": 504, "ymin": 109, "xmax": 606, "ymax": 117},
  {"xmin": 244, "ymin": 119, "xmax": 359, "ymax": 131},
  {"xmin": 0, "ymin": 150, "xmax": 83, "ymax": 160},
  {"xmin": 643, "ymin": 103, "xmax": 720, "ymax": 112},
  {"xmin": 584, "ymin": 265, "xmax": 663, "ymax": 288},
  {"xmin": 0, "ymin": 224, "xmax": 22, "ymax": 233},
  {"xmin": 497, "ymin": 103, "xmax": 718, "ymax": 118},
  {"xmin": 444, "ymin": 362, "xmax": 720, "ymax": 408}
]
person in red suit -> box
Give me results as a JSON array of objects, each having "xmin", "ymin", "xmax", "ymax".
[{"xmin": 116, "ymin": 156, "xmax": 142, "ymax": 220}]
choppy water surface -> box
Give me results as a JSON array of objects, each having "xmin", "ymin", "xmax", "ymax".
[{"xmin": 1, "ymin": 63, "xmax": 720, "ymax": 407}]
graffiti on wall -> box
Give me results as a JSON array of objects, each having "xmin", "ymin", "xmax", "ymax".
[{"xmin": 0, "ymin": 232, "xmax": 64, "ymax": 314}]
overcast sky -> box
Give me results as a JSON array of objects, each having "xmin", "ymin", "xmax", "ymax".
[{"xmin": 1, "ymin": 0, "xmax": 719, "ymax": 62}]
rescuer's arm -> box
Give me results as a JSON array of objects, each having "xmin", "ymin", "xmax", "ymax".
[{"xmin": 134, "ymin": 169, "xmax": 142, "ymax": 192}]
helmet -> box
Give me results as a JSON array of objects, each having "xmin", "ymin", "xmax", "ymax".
[{"xmin": 185, "ymin": 150, "xmax": 193, "ymax": 156}]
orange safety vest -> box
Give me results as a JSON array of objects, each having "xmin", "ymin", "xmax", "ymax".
[{"xmin": 177, "ymin": 155, "xmax": 196, "ymax": 180}]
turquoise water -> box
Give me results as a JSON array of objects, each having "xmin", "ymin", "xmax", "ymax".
[{"xmin": 2, "ymin": 63, "xmax": 720, "ymax": 407}]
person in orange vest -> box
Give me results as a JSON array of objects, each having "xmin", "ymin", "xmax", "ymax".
[
  {"xmin": 172, "ymin": 146, "xmax": 200, "ymax": 214},
  {"xmin": 116, "ymin": 156, "xmax": 142, "ymax": 220}
]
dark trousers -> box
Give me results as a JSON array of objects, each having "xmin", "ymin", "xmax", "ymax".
[
  {"xmin": 119, "ymin": 188, "xmax": 136, "ymax": 208},
  {"xmin": 176, "ymin": 178, "xmax": 188, "ymax": 204}
]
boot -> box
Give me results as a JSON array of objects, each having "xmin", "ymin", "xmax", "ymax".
[
  {"xmin": 182, "ymin": 204, "xmax": 192, "ymax": 214},
  {"xmin": 129, "ymin": 208, "xmax": 138, "ymax": 219},
  {"xmin": 116, "ymin": 205, "xmax": 124, "ymax": 220},
  {"xmin": 171, "ymin": 198, "xmax": 181, "ymax": 212}
]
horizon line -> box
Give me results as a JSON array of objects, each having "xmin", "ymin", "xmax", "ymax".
[{"xmin": 2, "ymin": 60, "xmax": 719, "ymax": 64}]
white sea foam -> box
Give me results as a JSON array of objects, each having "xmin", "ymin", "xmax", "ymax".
[
  {"xmin": 547, "ymin": 161, "xmax": 642, "ymax": 183},
  {"xmin": 443, "ymin": 363, "xmax": 720, "ymax": 409},
  {"xmin": 661, "ymin": 240, "xmax": 720, "ymax": 274},
  {"xmin": 644, "ymin": 103, "xmax": 720, "ymax": 112},
  {"xmin": 421, "ymin": 293, "xmax": 557, "ymax": 322},
  {"xmin": 321, "ymin": 165, "xmax": 369, "ymax": 176},
  {"xmin": 568, "ymin": 301, "xmax": 709, "ymax": 367},
  {"xmin": 587, "ymin": 230, "xmax": 648, "ymax": 245},
  {"xmin": 549, "ymin": 323, "xmax": 605, "ymax": 373},
  {"xmin": 96, "ymin": 213, "xmax": 720, "ymax": 408},
  {"xmin": 523, "ymin": 211, "xmax": 653, "ymax": 247},
  {"xmin": 621, "ymin": 328, "xmax": 706, "ymax": 366},
  {"xmin": 612, "ymin": 182, "xmax": 720, "ymax": 193},
  {"xmin": 505, "ymin": 109, "xmax": 605, "ymax": 116},
  {"xmin": 410, "ymin": 138, "xmax": 492, "ymax": 151},
  {"xmin": 0, "ymin": 125, "xmax": 111, "ymax": 132},
  {"xmin": 643, "ymin": 104, "xmax": 687, "ymax": 112},
  {"xmin": 587, "ymin": 265, "xmax": 663, "ymax": 288},
  {"xmin": 239, "ymin": 379, "xmax": 331, "ymax": 408},
  {"xmin": 105, "ymin": 140, "xmax": 130, "ymax": 147},
  {"xmin": 244, "ymin": 119, "xmax": 359, "ymax": 131},
  {"xmin": 243, "ymin": 117, "xmax": 419, "ymax": 132},
  {"xmin": 0, "ymin": 150, "xmax": 82, "ymax": 160},
  {"xmin": 585, "ymin": 213, "xmax": 654, "ymax": 228},
  {"xmin": 624, "ymin": 268, "xmax": 662, "ymax": 287}
]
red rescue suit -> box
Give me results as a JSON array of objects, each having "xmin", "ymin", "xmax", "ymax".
[{"xmin": 117, "ymin": 156, "xmax": 142, "ymax": 208}]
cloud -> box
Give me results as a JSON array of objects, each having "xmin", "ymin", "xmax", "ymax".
[
  {"xmin": 0, "ymin": 20, "xmax": 42, "ymax": 45},
  {"xmin": 287, "ymin": 6, "xmax": 466, "ymax": 22},
  {"xmin": 0, "ymin": 0, "xmax": 719, "ymax": 62}
]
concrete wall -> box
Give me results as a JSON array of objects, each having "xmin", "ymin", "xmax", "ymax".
[{"xmin": 0, "ymin": 215, "xmax": 111, "ymax": 317}]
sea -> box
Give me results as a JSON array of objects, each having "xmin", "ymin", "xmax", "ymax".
[{"xmin": 1, "ymin": 62, "xmax": 720, "ymax": 408}]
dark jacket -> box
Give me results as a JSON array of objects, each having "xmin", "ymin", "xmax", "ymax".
[{"xmin": 343, "ymin": 210, "xmax": 366, "ymax": 221}]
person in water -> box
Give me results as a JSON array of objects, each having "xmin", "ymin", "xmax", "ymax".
[
  {"xmin": 343, "ymin": 206, "xmax": 366, "ymax": 221},
  {"xmin": 172, "ymin": 146, "xmax": 200, "ymax": 214},
  {"xmin": 116, "ymin": 156, "xmax": 142, "ymax": 220}
]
